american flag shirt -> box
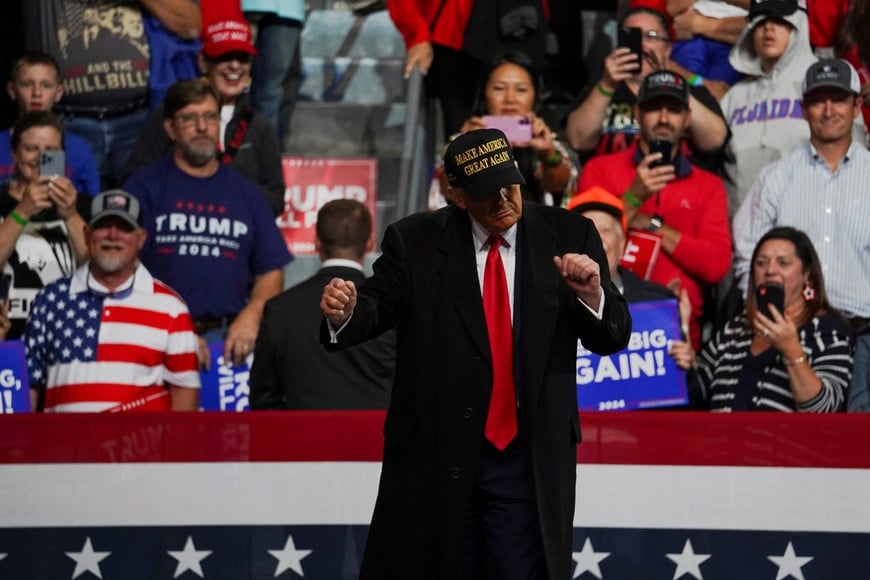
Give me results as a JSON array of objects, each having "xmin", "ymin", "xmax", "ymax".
[{"xmin": 25, "ymin": 263, "xmax": 200, "ymax": 412}]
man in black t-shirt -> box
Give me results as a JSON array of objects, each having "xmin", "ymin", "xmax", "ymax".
[{"xmin": 22, "ymin": 0, "xmax": 201, "ymax": 189}]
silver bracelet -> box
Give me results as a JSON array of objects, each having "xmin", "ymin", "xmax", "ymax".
[{"xmin": 784, "ymin": 355, "xmax": 807, "ymax": 367}]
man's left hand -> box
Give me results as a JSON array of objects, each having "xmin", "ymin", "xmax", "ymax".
[
  {"xmin": 224, "ymin": 306, "xmax": 260, "ymax": 367},
  {"xmin": 553, "ymin": 253, "xmax": 602, "ymax": 310}
]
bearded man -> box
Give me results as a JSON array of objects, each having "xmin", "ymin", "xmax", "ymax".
[{"xmin": 123, "ymin": 79, "xmax": 291, "ymax": 370}]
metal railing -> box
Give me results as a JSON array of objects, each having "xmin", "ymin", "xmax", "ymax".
[{"xmin": 396, "ymin": 65, "xmax": 436, "ymax": 218}]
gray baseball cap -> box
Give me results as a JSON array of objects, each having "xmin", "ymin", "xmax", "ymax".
[
  {"xmin": 802, "ymin": 59, "xmax": 861, "ymax": 97},
  {"xmin": 90, "ymin": 189, "xmax": 141, "ymax": 228}
]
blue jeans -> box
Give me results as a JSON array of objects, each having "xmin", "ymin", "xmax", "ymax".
[
  {"xmin": 60, "ymin": 107, "xmax": 149, "ymax": 190},
  {"xmin": 249, "ymin": 15, "xmax": 303, "ymax": 144}
]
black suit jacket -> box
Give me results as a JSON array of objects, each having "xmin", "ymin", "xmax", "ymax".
[
  {"xmin": 322, "ymin": 203, "xmax": 631, "ymax": 579},
  {"xmin": 620, "ymin": 266, "xmax": 677, "ymax": 303},
  {"xmin": 251, "ymin": 266, "xmax": 394, "ymax": 409}
]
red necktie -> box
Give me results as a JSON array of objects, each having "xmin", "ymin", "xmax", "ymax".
[{"xmin": 482, "ymin": 236, "xmax": 517, "ymax": 450}]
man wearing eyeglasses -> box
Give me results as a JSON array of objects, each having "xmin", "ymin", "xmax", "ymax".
[
  {"xmin": 123, "ymin": 78, "xmax": 292, "ymax": 371},
  {"xmin": 565, "ymin": 7, "xmax": 729, "ymax": 176}
]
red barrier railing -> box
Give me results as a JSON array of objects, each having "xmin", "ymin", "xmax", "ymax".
[{"xmin": 2, "ymin": 411, "xmax": 868, "ymax": 468}]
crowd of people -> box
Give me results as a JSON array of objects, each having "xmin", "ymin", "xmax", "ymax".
[
  {"xmin": 0, "ymin": 0, "xmax": 870, "ymax": 411},
  {"xmin": 0, "ymin": 0, "xmax": 868, "ymax": 414}
]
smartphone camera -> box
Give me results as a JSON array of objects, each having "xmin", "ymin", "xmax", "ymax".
[
  {"xmin": 756, "ymin": 282, "xmax": 785, "ymax": 319},
  {"xmin": 648, "ymin": 139, "xmax": 673, "ymax": 168},
  {"xmin": 38, "ymin": 149, "xmax": 65, "ymax": 177},
  {"xmin": 483, "ymin": 116, "xmax": 533, "ymax": 144},
  {"xmin": 618, "ymin": 26, "xmax": 643, "ymax": 71}
]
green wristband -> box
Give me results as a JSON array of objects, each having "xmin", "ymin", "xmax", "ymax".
[
  {"xmin": 623, "ymin": 190, "xmax": 642, "ymax": 209},
  {"xmin": 9, "ymin": 210, "xmax": 28, "ymax": 226},
  {"xmin": 542, "ymin": 150, "xmax": 563, "ymax": 167},
  {"xmin": 596, "ymin": 83, "xmax": 614, "ymax": 98}
]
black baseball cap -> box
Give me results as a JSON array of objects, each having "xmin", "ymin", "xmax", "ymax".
[
  {"xmin": 443, "ymin": 128, "xmax": 526, "ymax": 201},
  {"xmin": 748, "ymin": 0, "xmax": 801, "ymax": 20},
  {"xmin": 637, "ymin": 71, "xmax": 689, "ymax": 108}
]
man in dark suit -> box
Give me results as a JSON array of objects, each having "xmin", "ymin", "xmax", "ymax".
[
  {"xmin": 250, "ymin": 199, "xmax": 394, "ymax": 409},
  {"xmin": 321, "ymin": 128, "xmax": 631, "ymax": 579}
]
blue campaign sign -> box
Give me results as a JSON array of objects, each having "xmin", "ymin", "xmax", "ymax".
[
  {"xmin": 199, "ymin": 342, "xmax": 252, "ymax": 411},
  {"xmin": 0, "ymin": 340, "xmax": 31, "ymax": 413},
  {"xmin": 577, "ymin": 299, "xmax": 687, "ymax": 411}
]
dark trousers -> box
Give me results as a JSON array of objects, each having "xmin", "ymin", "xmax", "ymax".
[
  {"xmin": 459, "ymin": 433, "xmax": 547, "ymax": 580},
  {"xmin": 426, "ymin": 44, "xmax": 484, "ymax": 137}
]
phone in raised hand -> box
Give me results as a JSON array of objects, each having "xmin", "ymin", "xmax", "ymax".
[
  {"xmin": 756, "ymin": 282, "xmax": 785, "ymax": 319},
  {"xmin": 483, "ymin": 115, "xmax": 533, "ymax": 144},
  {"xmin": 38, "ymin": 149, "xmax": 65, "ymax": 177},
  {"xmin": 618, "ymin": 26, "xmax": 643, "ymax": 71}
]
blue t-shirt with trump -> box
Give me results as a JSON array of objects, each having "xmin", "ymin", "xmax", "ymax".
[{"xmin": 123, "ymin": 157, "xmax": 292, "ymax": 321}]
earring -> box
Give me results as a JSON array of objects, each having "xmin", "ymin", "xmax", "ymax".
[{"xmin": 803, "ymin": 282, "xmax": 815, "ymax": 302}]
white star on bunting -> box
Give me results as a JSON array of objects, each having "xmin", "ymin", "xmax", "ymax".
[
  {"xmin": 768, "ymin": 541, "xmax": 813, "ymax": 580},
  {"xmin": 65, "ymin": 537, "xmax": 110, "ymax": 579},
  {"xmin": 666, "ymin": 539, "xmax": 711, "ymax": 579},
  {"xmin": 168, "ymin": 536, "xmax": 212, "ymax": 578},
  {"xmin": 572, "ymin": 537, "xmax": 610, "ymax": 579},
  {"xmin": 268, "ymin": 534, "xmax": 313, "ymax": 577}
]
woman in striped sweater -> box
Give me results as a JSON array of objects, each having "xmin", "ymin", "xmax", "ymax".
[{"xmin": 669, "ymin": 227, "xmax": 853, "ymax": 411}]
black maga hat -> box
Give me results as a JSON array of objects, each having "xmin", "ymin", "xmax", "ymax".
[{"xmin": 443, "ymin": 128, "xmax": 526, "ymax": 201}]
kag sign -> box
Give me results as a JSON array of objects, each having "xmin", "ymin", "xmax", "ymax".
[
  {"xmin": 578, "ymin": 299, "xmax": 687, "ymax": 411},
  {"xmin": 0, "ymin": 341, "xmax": 30, "ymax": 413},
  {"xmin": 199, "ymin": 343, "xmax": 251, "ymax": 412},
  {"xmin": 277, "ymin": 158, "xmax": 377, "ymax": 255}
]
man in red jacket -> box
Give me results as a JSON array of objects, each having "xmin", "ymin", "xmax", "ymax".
[{"xmin": 573, "ymin": 70, "xmax": 731, "ymax": 348}]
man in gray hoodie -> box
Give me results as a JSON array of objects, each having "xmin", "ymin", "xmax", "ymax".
[{"xmin": 719, "ymin": 0, "xmax": 818, "ymax": 218}]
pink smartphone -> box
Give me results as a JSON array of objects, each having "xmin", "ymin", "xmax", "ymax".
[{"xmin": 483, "ymin": 115, "xmax": 533, "ymax": 144}]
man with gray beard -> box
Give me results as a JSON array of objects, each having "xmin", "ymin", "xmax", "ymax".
[
  {"xmin": 123, "ymin": 79, "xmax": 292, "ymax": 371},
  {"xmin": 24, "ymin": 190, "xmax": 201, "ymax": 412}
]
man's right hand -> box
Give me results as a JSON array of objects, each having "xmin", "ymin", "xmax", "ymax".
[
  {"xmin": 629, "ymin": 152, "xmax": 676, "ymax": 202},
  {"xmin": 321, "ymin": 278, "xmax": 357, "ymax": 328},
  {"xmin": 404, "ymin": 41, "xmax": 433, "ymax": 78}
]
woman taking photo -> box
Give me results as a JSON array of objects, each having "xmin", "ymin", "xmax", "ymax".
[
  {"xmin": 670, "ymin": 227, "xmax": 852, "ymax": 412},
  {"xmin": 0, "ymin": 111, "xmax": 89, "ymax": 338},
  {"xmin": 431, "ymin": 51, "xmax": 577, "ymax": 208}
]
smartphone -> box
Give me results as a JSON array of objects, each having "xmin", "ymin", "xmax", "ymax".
[
  {"xmin": 483, "ymin": 115, "xmax": 533, "ymax": 144},
  {"xmin": 0, "ymin": 273, "xmax": 12, "ymax": 303},
  {"xmin": 756, "ymin": 282, "xmax": 785, "ymax": 319},
  {"xmin": 648, "ymin": 139, "xmax": 673, "ymax": 168},
  {"xmin": 39, "ymin": 149, "xmax": 65, "ymax": 177},
  {"xmin": 618, "ymin": 26, "xmax": 643, "ymax": 71}
]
